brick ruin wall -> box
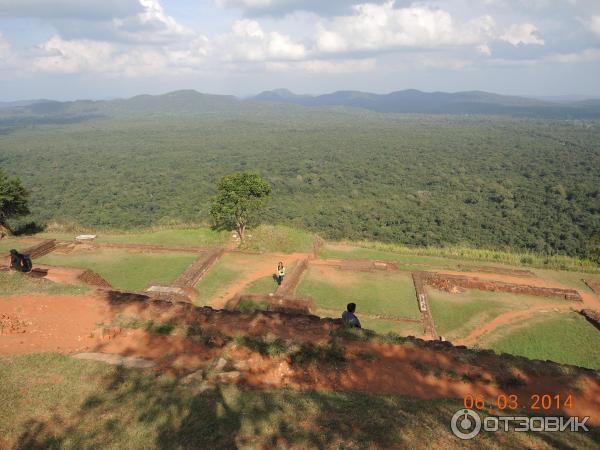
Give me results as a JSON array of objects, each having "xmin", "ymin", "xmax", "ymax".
[{"xmin": 423, "ymin": 273, "xmax": 582, "ymax": 301}]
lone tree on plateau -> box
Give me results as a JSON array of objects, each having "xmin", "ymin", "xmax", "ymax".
[
  {"xmin": 210, "ymin": 172, "xmax": 271, "ymax": 243},
  {"xmin": 0, "ymin": 169, "xmax": 30, "ymax": 238}
]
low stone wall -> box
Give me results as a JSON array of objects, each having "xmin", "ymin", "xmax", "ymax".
[
  {"xmin": 276, "ymin": 258, "xmax": 309, "ymax": 296},
  {"xmin": 328, "ymin": 259, "xmax": 398, "ymax": 272},
  {"xmin": 581, "ymin": 309, "xmax": 600, "ymax": 331},
  {"xmin": 78, "ymin": 269, "xmax": 112, "ymax": 288},
  {"xmin": 459, "ymin": 265, "xmax": 534, "ymax": 277},
  {"xmin": 173, "ymin": 248, "xmax": 225, "ymax": 288},
  {"xmin": 227, "ymin": 293, "xmax": 316, "ymax": 316},
  {"xmin": 423, "ymin": 272, "xmax": 582, "ymax": 301},
  {"xmin": 102, "ymin": 289, "xmax": 340, "ymax": 340},
  {"xmin": 22, "ymin": 239, "xmax": 57, "ymax": 259},
  {"xmin": 584, "ymin": 279, "xmax": 600, "ymax": 295}
]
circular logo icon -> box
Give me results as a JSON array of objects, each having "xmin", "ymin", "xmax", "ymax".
[{"xmin": 451, "ymin": 409, "xmax": 482, "ymax": 440}]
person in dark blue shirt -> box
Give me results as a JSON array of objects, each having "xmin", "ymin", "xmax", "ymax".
[{"xmin": 342, "ymin": 302, "xmax": 361, "ymax": 328}]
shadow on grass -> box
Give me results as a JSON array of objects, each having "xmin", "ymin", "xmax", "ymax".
[
  {"xmin": 12, "ymin": 365, "xmax": 421, "ymax": 449},
  {"xmin": 12, "ymin": 358, "xmax": 600, "ymax": 450}
]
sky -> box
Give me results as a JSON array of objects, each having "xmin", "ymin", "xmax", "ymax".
[{"xmin": 0, "ymin": 0, "xmax": 599, "ymax": 101}]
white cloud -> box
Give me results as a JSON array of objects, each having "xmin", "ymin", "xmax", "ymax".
[
  {"xmin": 0, "ymin": 0, "xmax": 192, "ymax": 46},
  {"xmin": 110, "ymin": 0, "xmax": 193, "ymax": 44},
  {"xmin": 0, "ymin": 33, "xmax": 10, "ymax": 59},
  {"xmin": 500, "ymin": 23, "xmax": 544, "ymax": 45},
  {"xmin": 215, "ymin": 19, "xmax": 306, "ymax": 61},
  {"xmin": 5, "ymin": 0, "xmax": 599, "ymax": 82},
  {"xmin": 315, "ymin": 2, "xmax": 496, "ymax": 54},
  {"xmin": 589, "ymin": 16, "xmax": 600, "ymax": 36},
  {"xmin": 266, "ymin": 58, "xmax": 376, "ymax": 73},
  {"xmin": 31, "ymin": 36, "xmax": 115, "ymax": 73},
  {"xmin": 546, "ymin": 47, "xmax": 600, "ymax": 63}
]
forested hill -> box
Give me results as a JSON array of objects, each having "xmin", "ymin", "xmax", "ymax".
[
  {"xmin": 2, "ymin": 89, "xmax": 600, "ymax": 120},
  {"xmin": 1, "ymin": 108, "xmax": 599, "ymax": 259},
  {"xmin": 252, "ymin": 89, "xmax": 600, "ymax": 119}
]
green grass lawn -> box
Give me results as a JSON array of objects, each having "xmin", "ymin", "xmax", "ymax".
[
  {"xmin": 0, "ymin": 237, "xmax": 44, "ymax": 254},
  {"xmin": 36, "ymin": 224, "xmax": 314, "ymax": 253},
  {"xmin": 195, "ymin": 253, "xmax": 297, "ymax": 306},
  {"xmin": 0, "ymin": 272, "xmax": 88, "ymax": 296},
  {"xmin": 324, "ymin": 241, "xmax": 599, "ymax": 273},
  {"xmin": 37, "ymin": 227, "xmax": 229, "ymax": 248},
  {"xmin": 532, "ymin": 268, "xmax": 600, "ymax": 294},
  {"xmin": 37, "ymin": 249, "xmax": 197, "ymax": 291},
  {"xmin": 195, "ymin": 258, "xmax": 244, "ymax": 306},
  {"xmin": 242, "ymin": 275, "xmax": 278, "ymax": 295},
  {"xmin": 240, "ymin": 225, "xmax": 314, "ymax": 254},
  {"xmin": 297, "ymin": 267, "xmax": 420, "ymax": 319},
  {"xmin": 427, "ymin": 288, "xmax": 558, "ymax": 342},
  {"xmin": 482, "ymin": 312, "xmax": 600, "ymax": 370},
  {"xmin": 1, "ymin": 353, "xmax": 596, "ymax": 449},
  {"xmin": 359, "ymin": 318, "xmax": 425, "ymax": 337},
  {"xmin": 321, "ymin": 245, "xmax": 465, "ymax": 271}
]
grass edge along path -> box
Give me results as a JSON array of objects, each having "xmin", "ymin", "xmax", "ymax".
[{"xmin": 482, "ymin": 311, "xmax": 600, "ymax": 371}]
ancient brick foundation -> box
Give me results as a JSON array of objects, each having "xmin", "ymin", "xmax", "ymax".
[{"xmin": 423, "ymin": 272, "xmax": 582, "ymax": 301}]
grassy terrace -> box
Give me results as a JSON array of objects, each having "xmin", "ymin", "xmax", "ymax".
[
  {"xmin": 1, "ymin": 354, "xmax": 598, "ymax": 449},
  {"xmin": 427, "ymin": 288, "xmax": 563, "ymax": 342},
  {"xmin": 239, "ymin": 225, "xmax": 314, "ymax": 254},
  {"xmin": 359, "ymin": 318, "xmax": 425, "ymax": 337},
  {"xmin": 194, "ymin": 253, "xmax": 282, "ymax": 306},
  {"xmin": 323, "ymin": 241, "xmax": 600, "ymax": 273},
  {"xmin": 0, "ymin": 237, "xmax": 44, "ymax": 255},
  {"xmin": 37, "ymin": 248, "xmax": 197, "ymax": 291},
  {"xmin": 297, "ymin": 267, "xmax": 419, "ymax": 319},
  {"xmin": 36, "ymin": 224, "xmax": 315, "ymax": 254},
  {"xmin": 37, "ymin": 227, "xmax": 229, "ymax": 248},
  {"xmin": 482, "ymin": 312, "xmax": 600, "ymax": 370},
  {"xmin": 296, "ymin": 266, "xmax": 421, "ymax": 336},
  {"xmin": 0, "ymin": 272, "xmax": 88, "ymax": 296},
  {"xmin": 242, "ymin": 275, "xmax": 279, "ymax": 295}
]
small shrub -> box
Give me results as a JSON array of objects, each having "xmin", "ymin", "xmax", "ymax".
[
  {"xmin": 235, "ymin": 335, "xmax": 288, "ymax": 356},
  {"xmin": 496, "ymin": 374, "xmax": 525, "ymax": 389},
  {"xmin": 145, "ymin": 321, "xmax": 174, "ymax": 335},
  {"xmin": 332, "ymin": 327, "xmax": 376, "ymax": 342},
  {"xmin": 238, "ymin": 299, "xmax": 269, "ymax": 314},
  {"xmin": 290, "ymin": 342, "xmax": 346, "ymax": 367}
]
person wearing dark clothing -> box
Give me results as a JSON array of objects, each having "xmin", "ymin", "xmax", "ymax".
[
  {"xmin": 342, "ymin": 302, "xmax": 361, "ymax": 328},
  {"xmin": 9, "ymin": 249, "xmax": 32, "ymax": 273}
]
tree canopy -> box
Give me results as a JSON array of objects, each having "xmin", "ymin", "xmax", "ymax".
[
  {"xmin": 1, "ymin": 113, "xmax": 598, "ymax": 258},
  {"xmin": 0, "ymin": 168, "xmax": 30, "ymax": 235},
  {"xmin": 210, "ymin": 172, "xmax": 271, "ymax": 242}
]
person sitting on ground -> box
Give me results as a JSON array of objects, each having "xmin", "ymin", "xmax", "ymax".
[
  {"xmin": 9, "ymin": 249, "xmax": 32, "ymax": 273},
  {"xmin": 276, "ymin": 261, "xmax": 286, "ymax": 286},
  {"xmin": 9, "ymin": 249, "xmax": 21, "ymax": 271},
  {"xmin": 342, "ymin": 302, "xmax": 361, "ymax": 328}
]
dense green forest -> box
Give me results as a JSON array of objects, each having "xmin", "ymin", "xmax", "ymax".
[{"xmin": 0, "ymin": 108, "xmax": 598, "ymax": 258}]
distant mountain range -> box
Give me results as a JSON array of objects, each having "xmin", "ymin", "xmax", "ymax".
[
  {"xmin": 2, "ymin": 88, "xmax": 600, "ymax": 121},
  {"xmin": 251, "ymin": 88, "xmax": 600, "ymax": 118}
]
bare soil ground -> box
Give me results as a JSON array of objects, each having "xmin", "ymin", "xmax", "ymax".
[
  {"xmin": 0, "ymin": 293, "xmax": 109, "ymax": 354},
  {"xmin": 585, "ymin": 279, "xmax": 600, "ymax": 295},
  {"xmin": 1, "ymin": 290, "xmax": 599, "ymax": 423}
]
